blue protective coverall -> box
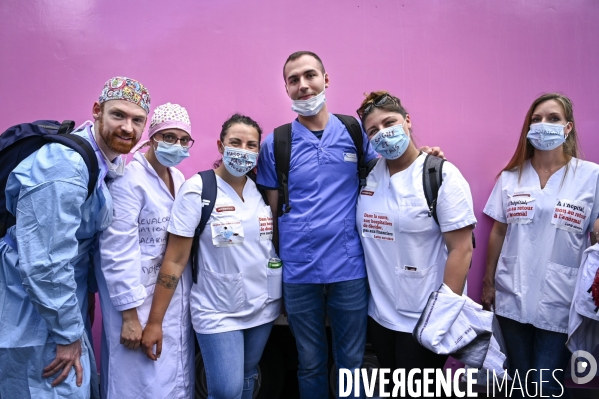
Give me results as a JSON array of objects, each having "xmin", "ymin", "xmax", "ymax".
[{"xmin": 0, "ymin": 125, "xmax": 113, "ymax": 399}]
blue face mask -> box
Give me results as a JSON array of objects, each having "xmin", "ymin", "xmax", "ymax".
[
  {"xmin": 527, "ymin": 122, "xmax": 568, "ymax": 151},
  {"xmin": 155, "ymin": 141, "xmax": 190, "ymax": 167},
  {"xmin": 370, "ymin": 123, "xmax": 410, "ymax": 160},
  {"xmin": 223, "ymin": 146, "xmax": 258, "ymax": 177}
]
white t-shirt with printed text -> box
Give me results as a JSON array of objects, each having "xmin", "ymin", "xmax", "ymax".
[
  {"xmin": 484, "ymin": 158, "xmax": 599, "ymax": 333},
  {"xmin": 357, "ymin": 154, "xmax": 477, "ymax": 333},
  {"xmin": 168, "ymin": 173, "xmax": 281, "ymax": 334}
]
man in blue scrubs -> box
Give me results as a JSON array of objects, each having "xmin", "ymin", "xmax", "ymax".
[
  {"xmin": 257, "ymin": 51, "xmax": 375, "ymax": 398},
  {"xmin": 0, "ymin": 77, "xmax": 150, "ymax": 399},
  {"xmin": 258, "ymin": 51, "xmax": 442, "ymax": 398}
]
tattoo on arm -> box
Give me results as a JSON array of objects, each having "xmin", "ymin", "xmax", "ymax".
[{"xmin": 156, "ymin": 273, "xmax": 179, "ymax": 290}]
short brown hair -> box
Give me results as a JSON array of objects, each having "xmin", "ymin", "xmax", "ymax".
[{"xmin": 283, "ymin": 51, "xmax": 325, "ymax": 80}]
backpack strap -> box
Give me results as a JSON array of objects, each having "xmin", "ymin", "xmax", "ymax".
[
  {"xmin": 273, "ymin": 123, "xmax": 292, "ymax": 217},
  {"xmin": 42, "ymin": 122, "xmax": 99, "ymax": 200},
  {"xmin": 422, "ymin": 154, "xmax": 476, "ymax": 252},
  {"xmin": 191, "ymin": 170, "xmax": 218, "ymax": 284},
  {"xmin": 422, "ymin": 153, "xmax": 445, "ymax": 225},
  {"xmin": 334, "ymin": 114, "xmax": 378, "ymax": 188},
  {"xmin": 57, "ymin": 120, "xmax": 75, "ymax": 135}
]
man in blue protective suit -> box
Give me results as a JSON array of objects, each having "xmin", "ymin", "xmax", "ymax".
[{"xmin": 0, "ymin": 76, "xmax": 150, "ymax": 399}]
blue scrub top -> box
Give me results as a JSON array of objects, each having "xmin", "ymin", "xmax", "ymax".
[{"xmin": 257, "ymin": 113, "xmax": 377, "ymax": 284}]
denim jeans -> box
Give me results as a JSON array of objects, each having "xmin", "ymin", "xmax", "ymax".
[
  {"xmin": 497, "ymin": 315, "xmax": 571, "ymax": 398},
  {"xmin": 284, "ymin": 278, "xmax": 368, "ymax": 399},
  {"xmin": 196, "ymin": 321, "xmax": 274, "ymax": 399}
]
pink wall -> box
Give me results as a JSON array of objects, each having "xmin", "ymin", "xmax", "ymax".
[{"xmin": 2, "ymin": 0, "xmax": 599, "ymax": 368}]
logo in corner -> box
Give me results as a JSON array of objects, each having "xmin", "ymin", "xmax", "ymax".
[{"xmin": 571, "ymin": 350, "xmax": 597, "ymax": 385}]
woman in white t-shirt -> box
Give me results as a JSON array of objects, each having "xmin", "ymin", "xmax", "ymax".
[
  {"xmin": 355, "ymin": 91, "xmax": 476, "ymax": 395},
  {"xmin": 141, "ymin": 114, "xmax": 282, "ymax": 399},
  {"xmin": 482, "ymin": 93, "xmax": 599, "ymax": 397}
]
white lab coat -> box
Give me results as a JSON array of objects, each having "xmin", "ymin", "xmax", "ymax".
[
  {"xmin": 356, "ymin": 155, "xmax": 477, "ymax": 333},
  {"xmin": 484, "ymin": 158, "xmax": 599, "ymax": 333},
  {"xmin": 415, "ymin": 284, "xmax": 507, "ymax": 377},
  {"xmin": 96, "ymin": 152, "xmax": 194, "ymax": 399},
  {"xmin": 168, "ymin": 173, "xmax": 281, "ymax": 334}
]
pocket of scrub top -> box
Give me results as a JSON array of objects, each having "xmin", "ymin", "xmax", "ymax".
[
  {"xmin": 395, "ymin": 200, "xmax": 434, "ymax": 233},
  {"xmin": 266, "ymin": 267, "xmax": 283, "ymax": 302},
  {"xmin": 278, "ymin": 221, "xmax": 313, "ymax": 263},
  {"xmin": 494, "ymin": 256, "xmax": 519, "ymax": 294},
  {"xmin": 344, "ymin": 218, "xmax": 364, "ymax": 258},
  {"xmin": 537, "ymin": 261, "xmax": 578, "ymax": 329},
  {"xmin": 199, "ymin": 268, "xmax": 245, "ymax": 313},
  {"xmin": 394, "ymin": 264, "xmax": 439, "ymax": 313}
]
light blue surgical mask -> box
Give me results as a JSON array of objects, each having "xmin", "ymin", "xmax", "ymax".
[
  {"xmin": 370, "ymin": 123, "xmax": 410, "ymax": 160},
  {"xmin": 527, "ymin": 122, "xmax": 568, "ymax": 151},
  {"xmin": 223, "ymin": 146, "xmax": 258, "ymax": 177},
  {"xmin": 155, "ymin": 141, "xmax": 190, "ymax": 167}
]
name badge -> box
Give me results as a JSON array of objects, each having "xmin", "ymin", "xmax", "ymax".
[
  {"xmin": 211, "ymin": 217, "xmax": 244, "ymax": 247},
  {"xmin": 551, "ymin": 199, "xmax": 588, "ymax": 234},
  {"xmin": 344, "ymin": 152, "xmax": 357, "ymax": 163}
]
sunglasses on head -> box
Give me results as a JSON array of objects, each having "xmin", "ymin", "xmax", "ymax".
[{"xmin": 356, "ymin": 94, "xmax": 398, "ymax": 120}]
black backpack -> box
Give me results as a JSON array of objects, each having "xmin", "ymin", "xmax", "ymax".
[
  {"xmin": 190, "ymin": 169, "xmax": 267, "ymax": 284},
  {"xmin": 0, "ymin": 120, "xmax": 99, "ymax": 238}
]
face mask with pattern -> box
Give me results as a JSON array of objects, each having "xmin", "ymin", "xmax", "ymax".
[{"xmin": 222, "ymin": 146, "xmax": 258, "ymax": 177}]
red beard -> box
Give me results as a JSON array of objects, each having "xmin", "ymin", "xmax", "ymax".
[{"xmin": 98, "ymin": 117, "xmax": 140, "ymax": 154}]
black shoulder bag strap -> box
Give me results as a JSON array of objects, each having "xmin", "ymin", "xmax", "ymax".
[
  {"xmin": 422, "ymin": 153, "xmax": 445, "ymax": 225},
  {"xmin": 273, "ymin": 123, "xmax": 292, "ymax": 217},
  {"xmin": 423, "ymin": 154, "xmax": 476, "ymax": 252},
  {"xmin": 334, "ymin": 114, "xmax": 377, "ymax": 188},
  {"xmin": 191, "ymin": 169, "xmax": 217, "ymax": 284}
]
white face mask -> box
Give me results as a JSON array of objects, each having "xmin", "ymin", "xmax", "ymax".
[
  {"xmin": 527, "ymin": 122, "xmax": 568, "ymax": 151},
  {"xmin": 291, "ymin": 89, "xmax": 327, "ymax": 116}
]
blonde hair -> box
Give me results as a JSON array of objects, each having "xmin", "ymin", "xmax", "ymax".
[{"xmin": 501, "ymin": 93, "xmax": 581, "ymax": 180}]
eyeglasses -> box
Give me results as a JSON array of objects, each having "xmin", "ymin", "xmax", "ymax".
[
  {"xmin": 356, "ymin": 94, "xmax": 398, "ymax": 120},
  {"xmin": 155, "ymin": 132, "xmax": 195, "ymax": 148}
]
